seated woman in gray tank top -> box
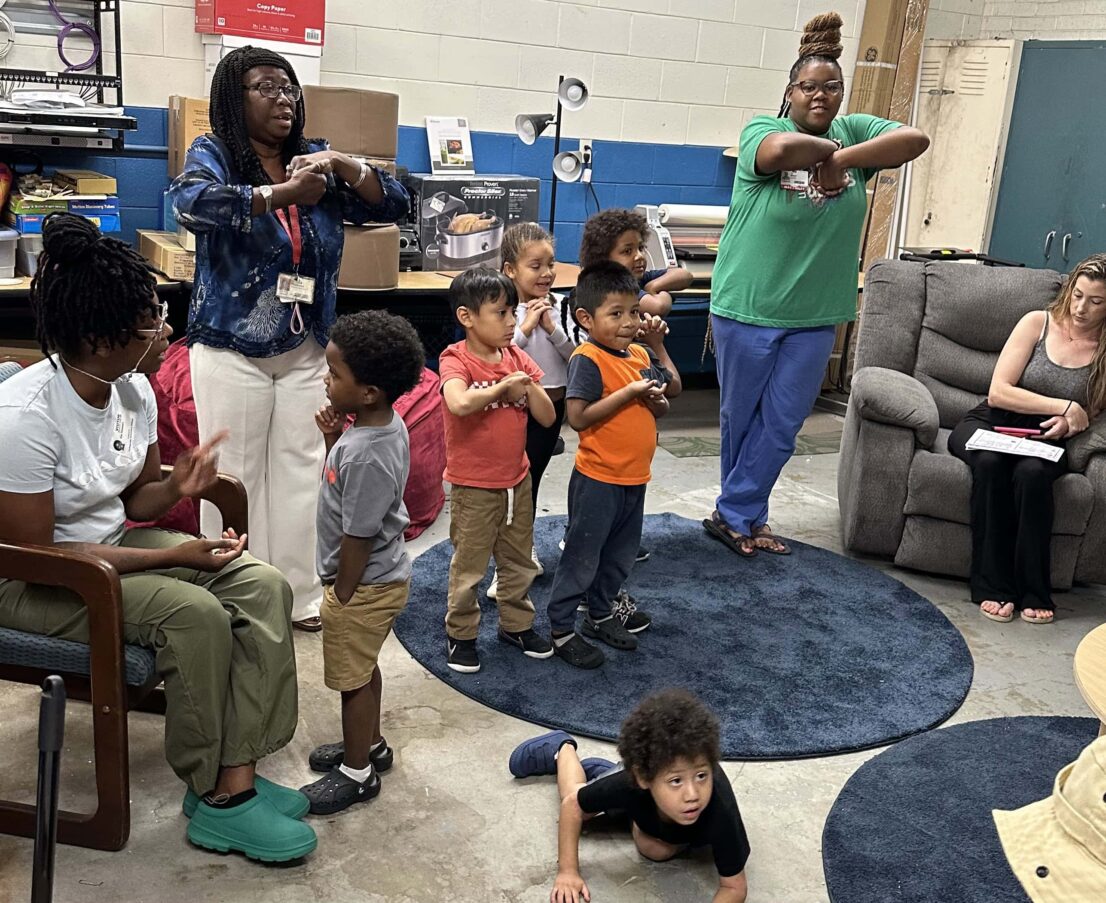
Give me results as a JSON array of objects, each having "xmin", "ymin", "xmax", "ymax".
[{"xmin": 948, "ymin": 254, "xmax": 1106, "ymax": 625}]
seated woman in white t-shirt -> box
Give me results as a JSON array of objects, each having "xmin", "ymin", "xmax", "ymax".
[{"xmin": 0, "ymin": 214, "xmax": 314, "ymax": 863}]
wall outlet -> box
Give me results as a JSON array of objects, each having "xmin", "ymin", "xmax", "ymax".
[{"xmin": 578, "ymin": 139, "xmax": 592, "ymax": 162}]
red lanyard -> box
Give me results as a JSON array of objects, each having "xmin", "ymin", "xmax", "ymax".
[{"xmin": 273, "ymin": 204, "xmax": 302, "ymax": 272}]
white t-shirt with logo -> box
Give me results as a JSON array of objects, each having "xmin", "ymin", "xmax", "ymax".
[{"xmin": 0, "ymin": 358, "xmax": 158, "ymax": 545}]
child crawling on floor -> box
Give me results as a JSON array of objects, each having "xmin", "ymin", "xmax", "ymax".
[{"xmin": 509, "ymin": 689, "xmax": 750, "ymax": 902}]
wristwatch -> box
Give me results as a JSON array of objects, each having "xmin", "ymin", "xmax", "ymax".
[{"xmin": 258, "ymin": 184, "xmax": 274, "ymax": 214}]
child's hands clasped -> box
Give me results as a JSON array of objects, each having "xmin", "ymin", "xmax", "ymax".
[
  {"xmin": 551, "ymin": 869, "xmax": 590, "ymax": 903},
  {"xmin": 521, "ymin": 298, "xmax": 553, "ymax": 336},
  {"xmin": 315, "ymin": 404, "xmax": 344, "ymax": 437},
  {"xmin": 500, "ymin": 371, "xmax": 533, "ymax": 403},
  {"xmin": 636, "ymin": 314, "xmax": 669, "ymax": 350}
]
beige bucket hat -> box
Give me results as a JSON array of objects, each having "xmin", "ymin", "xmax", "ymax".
[{"xmin": 993, "ymin": 735, "xmax": 1106, "ymax": 903}]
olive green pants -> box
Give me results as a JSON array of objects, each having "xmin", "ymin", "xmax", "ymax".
[{"xmin": 0, "ymin": 528, "xmax": 298, "ymax": 795}]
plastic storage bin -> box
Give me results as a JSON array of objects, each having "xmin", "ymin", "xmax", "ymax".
[
  {"xmin": 16, "ymin": 234, "xmax": 43, "ymax": 277},
  {"xmin": 0, "ymin": 227, "xmax": 17, "ymax": 279}
]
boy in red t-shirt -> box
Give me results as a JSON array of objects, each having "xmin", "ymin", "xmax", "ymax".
[{"xmin": 439, "ymin": 267, "xmax": 558, "ymax": 674}]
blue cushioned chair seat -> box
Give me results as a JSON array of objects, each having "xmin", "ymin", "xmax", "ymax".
[{"xmin": 0, "ymin": 627, "xmax": 158, "ymax": 687}]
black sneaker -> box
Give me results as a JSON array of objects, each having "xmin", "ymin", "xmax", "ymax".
[
  {"xmin": 308, "ymin": 738, "xmax": 394, "ymax": 774},
  {"xmin": 552, "ymin": 633, "xmax": 605, "ymax": 669},
  {"xmin": 447, "ymin": 636, "xmax": 480, "ymax": 673},
  {"xmin": 613, "ymin": 590, "xmax": 652, "ymax": 634},
  {"xmin": 498, "ymin": 627, "xmax": 554, "ymax": 659},
  {"xmin": 635, "ymin": 547, "xmax": 650, "ymax": 563},
  {"xmin": 582, "ymin": 615, "xmax": 638, "ymax": 651}
]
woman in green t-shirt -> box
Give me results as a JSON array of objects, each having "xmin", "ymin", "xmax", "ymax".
[{"xmin": 704, "ymin": 12, "xmax": 928, "ymax": 557}]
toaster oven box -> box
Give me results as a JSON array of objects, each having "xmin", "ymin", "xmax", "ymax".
[
  {"xmin": 339, "ymin": 223, "xmax": 400, "ymax": 290},
  {"xmin": 404, "ymin": 174, "xmax": 540, "ymax": 272}
]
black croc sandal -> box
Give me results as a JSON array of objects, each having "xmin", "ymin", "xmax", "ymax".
[
  {"xmin": 703, "ymin": 510, "xmax": 757, "ymax": 558},
  {"xmin": 299, "ymin": 768, "xmax": 381, "ymax": 815},
  {"xmin": 308, "ymin": 739, "xmax": 394, "ymax": 774}
]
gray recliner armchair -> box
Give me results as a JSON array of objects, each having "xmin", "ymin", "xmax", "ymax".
[{"xmin": 838, "ymin": 259, "xmax": 1106, "ymax": 588}]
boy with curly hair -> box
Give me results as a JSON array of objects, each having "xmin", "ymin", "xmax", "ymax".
[
  {"xmin": 578, "ymin": 208, "xmax": 694, "ymax": 318},
  {"xmin": 509, "ymin": 689, "xmax": 750, "ymax": 902},
  {"xmin": 299, "ymin": 310, "xmax": 425, "ymax": 814}
]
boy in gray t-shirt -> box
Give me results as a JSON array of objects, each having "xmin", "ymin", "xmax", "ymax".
[{"xmin": 299, "ymin": 311, "xmax": 426, "ymax": 815}]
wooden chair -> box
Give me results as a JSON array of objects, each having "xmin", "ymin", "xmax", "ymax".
[{"xmin": 0, "ymin": 470, "xmax": 247, "ymax": 851}]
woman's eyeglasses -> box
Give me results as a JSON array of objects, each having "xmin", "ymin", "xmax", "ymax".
[
  {"xmin": 790, "ymin": 80, "xmax": 845, "ymax": 97},
  {"xmin": 135, "ymin": 301, "xmax": 170, "ymax": 339},
  {"xmin": 243, "ymin": 82, "xmax": 302, "ymax": 102}
]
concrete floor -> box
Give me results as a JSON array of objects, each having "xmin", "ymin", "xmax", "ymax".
[{"xmin": 1, "ymin": 387, "xmax": 1103, "ymax": 903}]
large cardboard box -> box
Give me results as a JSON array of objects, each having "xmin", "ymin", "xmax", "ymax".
[
  {"xmin": 194, "ymin": 0, "xmax": 324, "ymax": 47},
  {"xmin": 138, "ymin": 230, "xmax": 196, "ymax": 282},
  {"xmin": 849, "ymin": 0, "xmax": 909, "ymax": 116},
  {"xmin": 168, "ymin": 96, "xmax": 211, "ymax": 179},
  {"xmin": 404, "ymin": 174, "xmax": 541, "ymax": 272},
  {"xmin": 302, "ymin": 85, "xmax": 399, "ymax": 161},
  {"xmin": 339, "ymin": 224, "xmax": 400, "ymax": 290}
]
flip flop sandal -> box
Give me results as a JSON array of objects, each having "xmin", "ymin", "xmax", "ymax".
[
  {"xmin": 752, "ymin": 525, "xmax": 792, "ymax": 556},
  {"xmin": 299, "ymin": 768, "xmax": 381, "ymax": 815},
  {"xmin": 980, "ymin": 602, "xmax": 1015, "ymax": 623},
  {"xmin": 1020, "ymin": 609, "xmax": 1055, "ymax": 625},
  {"xmin": 702, "ymin": 510, "xmax": 757, "ymax": 559},
  {"xmin": 293, "ymin": 616, "xmax": 323, "ymax": 633}
]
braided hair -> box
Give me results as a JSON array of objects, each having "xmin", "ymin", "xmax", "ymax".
[
  {"xmin": 208, "ymin": 45, "xmax": 311, "ymax": 187},
  {"xmin": 779, "ymin": 12, "xmax": 845, "ymax": 117},
  {"xmin": 31, "ymin": 213, "xmax": 158, "ymax": 362},
  {"xmin": 500, "ymin": 221, "xmax": 554, "ymax": 270}
]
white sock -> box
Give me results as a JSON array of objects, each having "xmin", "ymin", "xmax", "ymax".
[
  {"xmin": 553, "ymin": 632, "xmax": 574, "ymax": 648},
  {"xmin": 339, "ymin": 761, "xmax": 375, "ymax": 784},
  {"xmin": 370, "ymin": 738, "xmax": 386, "ymax": 753}
]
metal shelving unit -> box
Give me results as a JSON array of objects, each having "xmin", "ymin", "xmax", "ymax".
[{"xmin": 0, "ymin": 1, "xmax": 136, "ymax": 152}]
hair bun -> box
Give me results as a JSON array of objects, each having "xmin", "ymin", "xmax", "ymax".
[
  {"xmin": 41, "ymin": 212, "xmax": 102, "ymax": 265},
  {"xmin": 799, "ymin": 11, "xmax": 844, "ymax": 61}
]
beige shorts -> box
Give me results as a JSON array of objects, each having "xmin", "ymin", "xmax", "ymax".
[{"xmin": 321, "ymin": 579, "xmax": 410, "ymax": 692}]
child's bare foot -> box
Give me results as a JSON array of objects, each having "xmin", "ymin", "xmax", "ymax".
[{"xmin": 979, "ymin": 600, "xmax": 1015, "ymax": 622}]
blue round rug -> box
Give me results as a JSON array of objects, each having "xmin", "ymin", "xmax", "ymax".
[
  {"xmin": 394, "ymin": 513, "xmax": 974, "ymax": 759},
  {"xmin": 823, "ymin": 716, "xmax": 1099, "ymax": 903}
]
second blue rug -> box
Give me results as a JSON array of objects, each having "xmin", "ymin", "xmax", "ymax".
[
  {"xmin": 394, "ymin": 513, "xmax": 974, "ymax": 759},
  {"xmin": 822, "ymin": 716, "xmax": 1099, "ymax": 903}
]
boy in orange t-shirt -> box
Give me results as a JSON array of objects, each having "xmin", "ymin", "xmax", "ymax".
[
  {"xmin": 547, "ymin": 262, "xmax": 681, "ymax": 669},
  {"xmin": 439, "ymin": 267, "xmax": 557, "ymax": 674}
]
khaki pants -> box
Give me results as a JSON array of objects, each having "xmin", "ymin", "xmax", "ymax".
[
  {"xmin": 0, "ymin": 529, "xmax": 298, "ymax": 796},
  {"xmin": 446, "ymin": 475, "xmax": 537, "ymax": 640}
]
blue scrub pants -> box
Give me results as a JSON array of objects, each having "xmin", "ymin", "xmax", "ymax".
[{"xmin": 712, "ymin": 315, "xmax": 837, "ymax": 537}]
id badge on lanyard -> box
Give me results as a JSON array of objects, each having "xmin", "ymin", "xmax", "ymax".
[{"xmin": 274, "ymin": 205, "xmax": 316, "ymax": 336}]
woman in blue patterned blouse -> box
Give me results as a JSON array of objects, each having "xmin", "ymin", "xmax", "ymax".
[{"xmin": 171, "ymin": 46, "xmax": 409, "ymax": 630}]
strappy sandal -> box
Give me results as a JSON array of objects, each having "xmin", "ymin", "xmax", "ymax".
[
  {"xmin": 752, "ymin": 524, "xmax": 792, "ymax": 556},
  {"xmin": 702, "ymin": 510, "xmax": 757, "ymax": 558},
  {"xmin": 298, "ymin": 768, "xmax": 381, "ymax": 815}
]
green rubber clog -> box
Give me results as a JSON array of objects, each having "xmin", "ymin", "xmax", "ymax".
[{"xmin": 186, "ymin": 793, "xmax": 317, "ymax": 862}]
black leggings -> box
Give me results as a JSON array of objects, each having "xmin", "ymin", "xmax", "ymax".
[
  {"xmin": 526, "ymin": 396, "xmax": 567, "ymax": 510},
  {"xmin": 947, "ymin": 403, "xmax": 1065, "ymax": 611}
]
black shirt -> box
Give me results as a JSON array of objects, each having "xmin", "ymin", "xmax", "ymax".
[{"xmin": 575, "ymin": 764, "xmax": 750, "ymax": 877}]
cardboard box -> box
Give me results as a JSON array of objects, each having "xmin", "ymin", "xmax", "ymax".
[
  {"xmin": 302, "ymin": 85, "xmax": 399, "ymax": 161},
  {"xmin": 404, "ymin": 174, "xmax": 541, "ymax": 272},
  {"xmin": 54, "ymin": 169, "xmax": 117, "ymax": 195},
  {"xmin": 339, "ymin": 224, "xmax": 400, "ymax": 290},
  {"xmin": 138, "ymin": 230, "xmax": 196, "ymax": 282},
  {"xmin": 849, "ymin": 0, "xmax": 908, "ymax": 116},
  {"xmin": 195, "ymin": 0, "xmax": 324, "ymax": 46},
  {"xmin": 202, "ymin": 33, "xmax": 322, "ymax": 94},
  {"xmin": 168, "ymin": 95, "xmax": 211, "ymax": 179},
  {"xmin": 178, "ymin": 224, "xmax": 196, "ymax": 253}
]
